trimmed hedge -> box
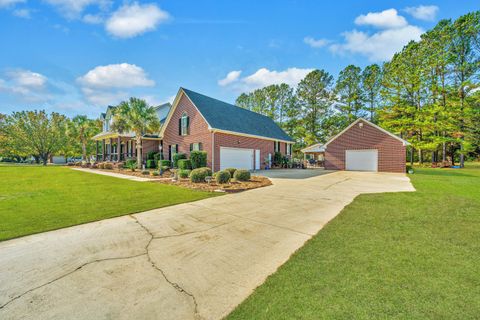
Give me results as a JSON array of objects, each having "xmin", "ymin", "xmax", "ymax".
[
  {"xmin": 215, "ymin": 170, "xmax": 231, "ymax": 184},
  {"xmin": 146, "ymin": 159, "xmax": 156, "ymax": 169},
  {"xmin": 179, "ymin": 169, "xmax": 191, "ymax": 179},
  {"xmin": 234, "ymin": 169, "xmax": 250, "ymax": 181},
  {"xmin": 178, "ymin": 159, "xmax": 192, "ymax": 170},
  {"xmin": 160, "ymin": 165, "xmax": 170, "ymax": 171},
  {"xmin": 147, "ymin": 151, "xmax": 157, "ymax": 160},
  {"xmin": 190, "ymin": 167, "xmax": 212, "ymax": 183},
  {"xmin": 190, "ymin": 151, "xmax": 207, "ymax": 169},
  {"xmin": 225, "ymin": 168, "xmax": 237, "ymax": 177},
  {"xmin": 125, "ymin": 160, "xmax": 137, "ymax": 171},
  {"xmin": 104, "ymin": 162, "xmax": 114, "ymax": 170},
  {"xmin": 159, "ymin": 160, "xmax": 171, "ymax": 168},
  {"xmin": 173, "ymin": 153, "xmax": 187, "ymax": 168}
]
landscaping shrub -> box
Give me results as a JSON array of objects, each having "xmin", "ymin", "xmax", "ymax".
[
  {"xmin": 159, "ymin": 160, "xmax": 171, "ymax": 168},
  {"xmin": 116, "ymin": 162, "xmax": 124, "ymax": 169},
  {"xmin": 160, "ymin": 165, "xmax": 170, "ymax": 171},
  {"xmin": 91, "ymin": 163, "xmax": 98, "ymax": 169},
  {"xmin": 153, "ymin": 152, "xmax": 162, "ymax": 161},
  {"xmin": 147, "ymin": 151, "xmax": 157, "ymax": 160},
  {"xmin": 179, "ymin": 169, "xmax": 191, "ymax": 179},
  {"xmin": 98, "ymin": 163, "xmax": 105, "ymax": 169},
  {"xmin": 190, "ymin": 167, "xmax": 212, "ymax": 183},
  {"xmin": 141, "ymin": 170, "xmax": 149, "ymax": 175},
  {"xmin": 225, "ymin": 167, "xmax": 237, "ymax": 177},
  {"xmin": 146, "ymin": 159, "xmax": 156, "ymax": 169},
  {"xmin": 215, "ymin": 170, "xmax": 231, "ymax": 184},
  {"xmin": 190, "ymin": 151, "xmax": 207, "ymax": 169},
  {"xmin": 178, "ymin": 159, "xmax": 192, "ymax": 170},
  {"xmin": 234, "ymin": 169, "xmax": 250, "ymax": 181},
  {"xmin": 173, "ymin": 153, "xmax": 187, "ymax": 168},
  {"xmin": 150, "ymin": 171, "xmax": 160, "ymax": 176},
  {"xmin": 125, "ymin": 160, "xmax": 137, "ymax": 171},
  {"xmin": 104, "ymin": 163, "xmax": 114, "ymax": 170},
  {"xmin": 273, "ymin": 152, "xmax": 283, "ymax": 166}
]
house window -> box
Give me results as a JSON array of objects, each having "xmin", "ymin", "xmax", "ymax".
[
  {"xmin": 287, "ymin": 144, "xmax": 292, "ymax": 156},
  {"xmin": 169, "ymin": 144, "xmax": 178, "ymax": 162},
  {"xmin": 190, "ymin": 142, "xmax": 203, "ymax": 151},
  {"xmin": 274, "ymin": 141, "xmax": 280, "ymax": 153},
  {"xmin": 179, "ymin": 112, "xmax": 190, "ymax": 136}
]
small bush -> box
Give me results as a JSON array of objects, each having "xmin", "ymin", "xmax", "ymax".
[
  {"xmin": 147, "ymin": 151, "xmax": 157, "ymax": 160},
  {"xmin": 225, "ymin": 168, "xmax": 237, "ymax": 177},
  {"xmin": 126, "ymin": 159, "xmax": 136, "ymax": 167},
  {"xmin": 104, "ymin": 162, "xmax": 114, "ymax": 170},
  {"xmin": 273, "ymin": 152, "xmax": 283, "ymax": 166},
  {"xmin": 178, "ymin": 159, "xmax": 192, "ymax": 170},
  {"xmin": 91, "ymin": 163, "xmax": 98, "ymax": 169},
  {"xmin": 234, "ymin": 169, "xmax": 250, "ymax": 181},
  {"xmin": 406, "ymin": 165, "xmax": 413, "ymax": 173},
  {"xmin": 190, "ymin": 167, "xmax": 212, "ymax": 183},
  {"xmin": 97, "ymin": 163, "xmax": 105, "ymax": 169},
  {"xmin": 159, "ymin": 160, "xmax": 171, "ymax": 168},
  {"xmin": 153, "ymin": 152, "xmax": 161, "ymax": 161},
  {"xmin": 216, "ymin": 170, "xmax": 231, "ymax": 184},
  {"xmin": 150, "ymin": 171, "xmax": 160, "ymax": 176},
  {"xmin": 141, "ymin": 170, "xmax": 149, "ymax": 175},
  {"xmin": 179, "ymin": 169, "xmax": 191, "ymax": 179},
  {"xmin": 160, "ymin": 165, "xmax": 170, "ymax": 171},
  {"xmin": 146, "ymin": 159, "xmax": 156, "ymax": 169},
  {"xmin": 67, "ymin": 162, "xmax": 75, "ymax": 166},
  {"xmin": 190, "ymin": 151, "xmax": 207, "ymax": 169},
  {"xmin": 173, "ymin": 153, "xmax": 187, "ymax": 168},
  {"xmin": 116, "ymin": 162, "xmax": 124, "ymax": 169}
]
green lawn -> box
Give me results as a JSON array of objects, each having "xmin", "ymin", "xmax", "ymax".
[
  {"xmin": 228, "ymin": 163, "xmax": 480, "ymax": 319},
  {"xmin": 0, "ymin": 165, "xmax": 218, "ymax": 241}
]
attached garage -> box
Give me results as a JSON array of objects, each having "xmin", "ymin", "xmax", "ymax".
[
  {"xmin": 323, "ymin": 118, "xmax": 409, "ymax": 173},
  {"xmin": 220, "ymin": 147, "xmax": 254, "ymax": 171}
]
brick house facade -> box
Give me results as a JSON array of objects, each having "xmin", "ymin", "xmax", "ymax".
[
  {"xmin": 159, "ymin": 88, "xmax": 294, "ymax": 171},
  {"xmin": 324, "ymin": 118, "xmax": 408, "ymax": 173}
]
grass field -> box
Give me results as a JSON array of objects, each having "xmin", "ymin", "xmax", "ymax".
[
  {"xmin": 228, "ymin": 163, "xmax": 480, "ymax": 319},
  {"xmin": 0, "ymin": 165, "xmax": 217, "ymax": 241}
]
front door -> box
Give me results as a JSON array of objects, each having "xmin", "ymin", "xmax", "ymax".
[{"xmin": 255, "ymin": 149, "xmax": 261, "ymax": 170}]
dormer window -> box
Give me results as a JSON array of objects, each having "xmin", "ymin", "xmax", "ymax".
[{"xmin": 179, "ymin": 112, "xmax": 190, "ymax": 136}]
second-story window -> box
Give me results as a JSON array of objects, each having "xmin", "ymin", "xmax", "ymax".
[{"xmin": 179, "ymin": 112, "xmax": 190, "ymax": 136}]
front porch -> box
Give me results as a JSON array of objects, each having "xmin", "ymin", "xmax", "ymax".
[
  {"xmin": 301, "ymin": 143, "xmax": 325, "ymax": 168},
  {"xmin": 92, "ymin": 132, "xmax": 161, "ymax": 163}
]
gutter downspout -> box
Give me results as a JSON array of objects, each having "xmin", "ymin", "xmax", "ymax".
[{"xmin": 211, "ymin": 130, "xmax": 215, "ymax": 172}]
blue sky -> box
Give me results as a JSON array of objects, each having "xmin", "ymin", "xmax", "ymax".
[{"xmin": 0, "ymin": 0, "xmax": 477, "ymax": 118}]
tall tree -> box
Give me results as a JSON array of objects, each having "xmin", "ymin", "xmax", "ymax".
[
  {"xmin": 2, "ymin": 111, "xmax": 67, "ymax": 165},
  {"xmin": 296, "ymin": 69, "xmax": 334, "ymax": 145},
  {"xmin": 67, "ymin": 115, "xmax": 101, "ymax": 161},
  {"xmin": 111, "ymin": 97, "xmax": 160, "ymax": 168},
  {"xmin": 361, "ymin": 64, "xmax": 382, "ymax": 122},
  {"xmin": 335, "ymin": 65, "xmax": 365, "ymax": 121}
]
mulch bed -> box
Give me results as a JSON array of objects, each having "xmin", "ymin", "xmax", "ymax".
[
  {"xmin": 83, "ymin": 167, "xmax": 272, "ymax": 192},
  {"xmin": 154, "ymin": 175, "xmax": 272, "ymax": 193}
]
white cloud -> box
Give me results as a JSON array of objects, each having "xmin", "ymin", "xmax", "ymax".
[
  {"xmin": 0, "ymin": 0, "xmax": 24, "ymax": 8},
  {"xmin": 219, "ymin": 67, "xmax": 313, "ymax": 92},
  {"xmin": 404, "ymin": 5, "xmax": 439, "ymax": 21},
  {"xmin": 304, "ymin": 36, "xmax": 329, "ymax": 48},
  {"xmin": 105, "ymin": 2, "xmax": 169, "ymax": 38},
  {"xmin": 330, "ymin": 25, "xmax": 423, "ymax": 62},
  {"xmin": 13, "ymin": 8, "xmax": 30, "ymax": 18},
  {"xmin": 43, "ymin": 0, "xmax": 111, "ymax": 19},
  {"xmin": 77, "ymin": 63, "xmax": 155, "ymax": 105},
  {"xmin": 354, "ymin": 8, "xmax": 407, "ymax": 29},
  {"xmin": 78, "ymin": 63, "xmax": 154, "ymax": 88},
  {"xmin": 218, "ymin": 70, "xmax": 241, "ymax": 86},
  {"xmin": 0, "ymin": 69, "xmax": 50, "ymax": 102}
]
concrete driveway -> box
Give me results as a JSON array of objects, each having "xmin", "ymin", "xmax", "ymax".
[{"xmin": 0, "ymin": 171, "xmax": 414, "ymax": 320}]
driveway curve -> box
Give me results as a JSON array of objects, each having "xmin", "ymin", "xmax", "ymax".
[{"xmin": 0, "ymin": 171, "xmax": 414, "ymax": 320}]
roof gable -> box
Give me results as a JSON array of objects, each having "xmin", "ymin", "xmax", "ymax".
[
  {"xmin": 324, "ymin": 118, "xmax": 410, "ymax": 148},
  {"xmin": 181, "ymin": 88, "xmax": 293, "ymax": 142}
]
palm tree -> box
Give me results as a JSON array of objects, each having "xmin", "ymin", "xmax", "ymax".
[
  {"xmin": 112, "ymin": 98, "xmax": 160, "ymax": 168},
  {"xmin": 68, "ymin": 115, "xmax": 101, "ymax": 161}
]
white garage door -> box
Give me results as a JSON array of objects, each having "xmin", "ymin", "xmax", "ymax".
[
  {"xmin": 220, "ymin": 147, "xmax": 254, "ymax": 171},
  {"xmin": 345, "ymin": 149, "xmax": 378, "ymax": 172}
]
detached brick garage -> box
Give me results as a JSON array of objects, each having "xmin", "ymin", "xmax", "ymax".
[{"xmin": 323, "ymin": 118, "xmax": 409, "ymax": 173}]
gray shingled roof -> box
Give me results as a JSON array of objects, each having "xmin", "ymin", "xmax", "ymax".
[{"xmin": 182, "ymin": 88, "xmax": 294, "ymax": 142}]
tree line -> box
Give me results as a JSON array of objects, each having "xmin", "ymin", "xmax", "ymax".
[
  {"xmin": 236, "ymin": 11, "xmax": 480, "ymax": 166},
  {"xmin": 0, "ymin": 111, "xmax": 101, "ymax": 165}
]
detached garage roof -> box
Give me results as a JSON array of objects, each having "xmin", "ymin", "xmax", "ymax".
[
  {"xmin": 324, "ymin": 118, "xmax": 410, "ymax": 147},
  {"xmin": 180, "ymin": 88, "xmax": 294, "ymax": 142}
]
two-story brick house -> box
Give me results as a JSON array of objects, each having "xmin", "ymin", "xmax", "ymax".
[{"xmin": 94, "ymin": 88, "xmax": 294, "ymax": 171}]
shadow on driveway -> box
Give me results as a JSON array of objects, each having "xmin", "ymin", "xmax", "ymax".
[{"xmin": 254, "ymin": 169, "xmax": 335, "ymax": 179}]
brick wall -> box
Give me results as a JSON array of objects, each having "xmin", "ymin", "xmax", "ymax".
[
  {"xmin": 161, "ymin": 94, "xmax": 213, "ymax": 165},
  {"xmin": 324, "ymin": 119, "xmax": 406, "ymax": 173}
]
